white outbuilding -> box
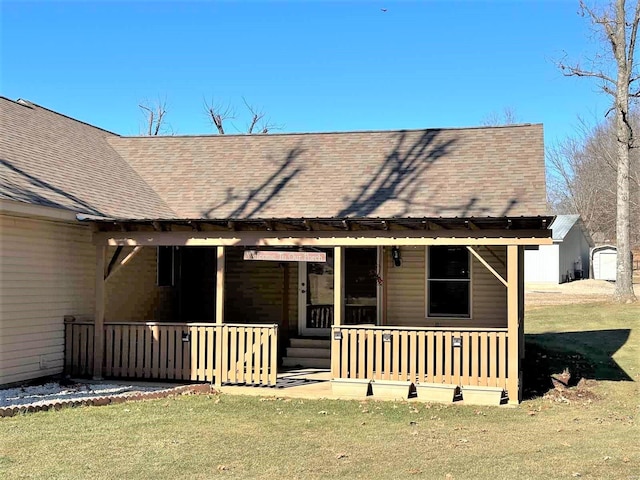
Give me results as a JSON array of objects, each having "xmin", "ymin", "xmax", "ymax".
[
  {"xmin": 591, "ymin": 245, "xmax": 617, "ymax": 281},
  {"xmin": 524, "ymin": 215, "xmax": 594, "ymax": 284}
]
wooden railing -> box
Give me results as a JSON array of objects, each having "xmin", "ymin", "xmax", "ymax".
[
  {"xmin": 65, "ymin": 321, "xmax": 278, "ymax": 386},
  {"xmin": 307, "ymin": 304, "xmax": 378, "ymax": 329},
  {"xmin": 331, "ymin": 326, "xmax": 510, "ymax": 389}
]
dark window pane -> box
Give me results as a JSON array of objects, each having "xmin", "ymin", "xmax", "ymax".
[
  {"xmin": 345, "ymin": 248, "xmax": 378, "ymax": 300},
  {"xmin": 429, "ymin": 246, "xmax": 469, "ymax": 279},
  {"xmin": 428, "ymin": 280, "xmax": 470, "ymax": 316},
  {"xmin": 157, "ymin": 246, "xmax": 174, "ymax": 287}
]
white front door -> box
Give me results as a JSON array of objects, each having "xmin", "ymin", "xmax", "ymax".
[{"xmin": 298, "ymin": 250, "xmax": 334, "ymax": 336}]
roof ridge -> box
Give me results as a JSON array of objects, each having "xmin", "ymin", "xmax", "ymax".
[
  {"xmin": 1, "ymin": 96, "xmax": 120, "ymax": 136},
  {"xmin": 117, "ymin": 123, "xmax": 542, "ymax": 139}
]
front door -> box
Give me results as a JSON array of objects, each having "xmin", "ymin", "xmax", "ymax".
[
  {"xmin": 298, "ymin": 249, "xmax": 334, "ymax": 336},
  {"xmin": 297, "ymin": 247, "xmax": 382, "ymax": 336}
]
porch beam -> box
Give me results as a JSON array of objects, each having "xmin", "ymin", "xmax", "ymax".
[
  {"xmin": 95, "ymin": 230, "xmax": 553, "ymax": 247},
  {"xmin": 105, "ymin": 246, "xmax": 143, "ymax": 282},
  {"xmin": 93, "ymin": 246, "xmax": 106, "ymax": 380},
  {"xmin": 506, "ymin": 245, "xmax": 520, "ymax": 404},
  {"xmin": 466, "ymin": 246, "xmax": 507, "ymax": 287}
]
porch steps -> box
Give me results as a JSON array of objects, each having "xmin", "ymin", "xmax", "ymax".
[{"xmin": 282, "ymin": 338, "xmax": 331, "ymax": 369}]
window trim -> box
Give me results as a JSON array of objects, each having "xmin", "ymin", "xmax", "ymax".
[{"xmin": 425, "ymin": 246, "xmax": 472, "ymax": 319}]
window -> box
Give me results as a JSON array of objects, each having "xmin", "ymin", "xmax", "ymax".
[
  {"xmin": 427, "ymin": 246, "xmax": 470, "ymax": 317},
  {"xmin": 157, "ymin": 246, "xmax": 175, "ymax": 287}
]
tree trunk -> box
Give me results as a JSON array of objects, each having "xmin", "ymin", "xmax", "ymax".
[{"xmin": 613, "ymin": 0, "xmax": 637, "ymax": 302}]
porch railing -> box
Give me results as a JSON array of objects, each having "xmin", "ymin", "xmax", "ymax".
[
  {"xmin": 65, "ymin": 321, "xmax": 278, "ymax": 386},
  {"xmin": 331, "ymin": 325, "xmax": 510, "ymax": 389}
]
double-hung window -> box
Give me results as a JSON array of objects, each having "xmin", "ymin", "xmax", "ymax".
[{"xmin": 427, "ymin": 246, "xmax": 470, "ymax": 317}]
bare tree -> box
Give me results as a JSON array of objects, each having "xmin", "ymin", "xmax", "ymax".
[
  {"xmin": 139, "ymin": 97, "xmax": 171, "ymax": 136},
  {"xmin": 481, "ymin": 107, "xmax": 519, "ymax": 126},
  {"xmin": 204, "ymin": 96, "xmax": 280, "ymax": 134},
  {"xmin": 559, "ymin": 0, "xmax": 638, "ymax": 302},
  {"xmin": 547, "ymin": 117, "xmax": 640, "ymax": 244}
]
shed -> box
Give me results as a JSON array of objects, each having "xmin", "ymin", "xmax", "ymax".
[
  {"xmin": 591, "ymin": 245, "xmax": 617, "ymax": 281},
  {"xmin": 524, "ymin": 214, "xmax": 594, "ymax": 284}
]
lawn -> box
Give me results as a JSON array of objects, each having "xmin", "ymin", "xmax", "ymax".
[{"xmin": 1, "ymin": 302, "xmax": 638, "ymax": 480}]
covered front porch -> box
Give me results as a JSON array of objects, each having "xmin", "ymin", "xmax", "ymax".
[{"xmin": 64, "ymin": 216, "xmax": 551, "ymax": 404}]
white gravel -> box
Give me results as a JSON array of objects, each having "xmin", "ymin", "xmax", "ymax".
[{"xmin": 0, "ymin": 382, "xmax": 172, "ymax": 408}]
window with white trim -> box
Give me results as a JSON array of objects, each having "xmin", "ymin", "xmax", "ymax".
[{"xmin": 427, "ymin": 246, "xmax": 470, "ymax": 317}]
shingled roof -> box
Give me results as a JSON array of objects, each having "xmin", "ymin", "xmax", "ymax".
[
  {"xmin": 1, "ymin": 97, "xmax": 547, "ymax": 221},
  {"xmin": 0, "ymin": 97, "xmax": 174, "ymax": 219}
]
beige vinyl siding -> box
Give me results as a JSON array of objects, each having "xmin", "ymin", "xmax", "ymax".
[
  {"xmin": 225, "ymin": 247, "xmax": 296, "ymax": 327},
  {"xmin": 105, "ymin": 246, "xmax": 175, "ymax": 322},
  {"xmin": 470, "ymin": 246, "xmax": 507, "ymax": 328},
  {"xmin": 383, "ymin": 245, "xmax": 507, "ymax": 328},
  {"xmin": 385, "ymin": 246, "xmax": 426, "ymax": 326},
  {"xmin": 0, "ymin": 214, "xmax": 95, "ymax": 386}
]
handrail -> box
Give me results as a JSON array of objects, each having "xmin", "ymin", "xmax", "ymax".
[{"xmin": 332, "ymin": 325, "xmax": 508, "ymax": 333}]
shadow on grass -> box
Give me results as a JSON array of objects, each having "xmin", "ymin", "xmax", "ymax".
[{"xmin": 523, "ymin": 329, "xmax": 632, "ymax": 400}]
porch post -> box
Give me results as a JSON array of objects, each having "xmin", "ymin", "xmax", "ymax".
[
  {"xmin": 507, "ymin": 244, "xmax": 520, "ymax": 404},
  {"xmin": 216, "ymin": 246, "xmax": 225, "ymax": 324},
  {"xmin": 215, "ymin": 246, "xmax": 225, "ymax": 387},
  {"xmin": 93, "ymin": 246, "xmax": 106, "ymax": 379},
  {"xmin": 333, "ymin": 246, "xmax": 344, "ymax": 326}
]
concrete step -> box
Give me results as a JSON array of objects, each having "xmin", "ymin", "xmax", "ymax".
[
  {"xmin": 289, "ymin": 338, "xmax": 331, "ymax": 349},
  {"xmin": 282, "ymin": 356, "xmax": 331, "ymax": 369},
  {"xmin": 286, "ymin": 347, "xmax": 331, "ymax": 359}
]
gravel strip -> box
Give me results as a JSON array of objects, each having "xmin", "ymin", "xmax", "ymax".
[{"xmin": 0, "ymin": 381, "xmax": 215, "ymax": 417}]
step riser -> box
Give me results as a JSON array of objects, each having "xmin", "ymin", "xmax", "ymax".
[
  {"xmin": 282, "ymin": 357, "xmax": 331, "ymax": 369},
  {"xmin": 289, "ymin": 338, "xmax": 331, "ymax": 349},
  {"xmin": 286, "ymin": 347, "xmax": 330, "ymax": 359}
]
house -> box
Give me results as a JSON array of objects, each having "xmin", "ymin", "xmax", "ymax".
[
  {"xmin": 524, "ymin": 214, "xmax": 594, "ymax": 284},
  {"xmin": 591, "ymin": 245, "xmax": 617, "ymax": 281},
  {"xmin": 0, "ymin": 97, "xmax": 551, "ymax": 404}
]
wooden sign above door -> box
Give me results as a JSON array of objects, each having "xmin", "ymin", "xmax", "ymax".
[{"xmin": 243, "ymin": 250, "xmax": 326, "ymax": 262}]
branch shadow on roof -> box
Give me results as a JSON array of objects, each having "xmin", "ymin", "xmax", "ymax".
[
  {"xmin": 337, "ymin": 130, "xmax": 456, "ymax": 218},
  {"xmin": 0, "ymin": 158, "xmax": 105, "ymax": 216},
  {"xmin": 202, "ymin": 147, "xmax": 304, "ymax": 219}
]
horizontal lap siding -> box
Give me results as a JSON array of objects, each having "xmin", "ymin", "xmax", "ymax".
[
  {"xmin": 471, "ymin": 246, "xmax": 507, "ymax": 328},
  {"xmin": 385, "ymin": 246, "xmax": 425, "ymax": 326},
  {"xmin": 105, "ymin": 246, "xmax": 174, "ymax": 322},
  {"xmin": 384, "ymin": 246, "xmax": 507, "ymax": 328},
  {"xmin": 0, "ymin": 214, "xmax": 95, "ymax": 386}
]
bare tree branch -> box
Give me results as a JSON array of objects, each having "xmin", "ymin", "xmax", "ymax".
[
  {"xmin": 203, "ymin": 97, "xmax": 234, "ymax": 134},
  {"xmin": 138, "ymin": 96, "xmax": 170, "ymax": 136}
]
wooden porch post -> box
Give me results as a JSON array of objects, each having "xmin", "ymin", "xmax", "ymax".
[
  {"xmin": 215, "ymin": 246, "xmax": 225, "ymax": 387},
  {"xmin": 333, "ymin": 246, "xmax": 344, "ymax": 326},
  {"xmin": 507, "ymin": 244, "xmax": 520, "ymax": 404},
  {"xmin": 331, "ymin": 247, "xmax": 345, "ymax": 379},
  {"xmin": 216, "ymin": 246, "xmax": 225, "ymax": 324},
  {"xmin": 93, "ymin": 246, "xmax": 106, "ymax": 379}
]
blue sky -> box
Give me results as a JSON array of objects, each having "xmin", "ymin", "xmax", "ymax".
[{"xmin": 1, "ymin": 1, "xmax": 612, "ymax": 145}]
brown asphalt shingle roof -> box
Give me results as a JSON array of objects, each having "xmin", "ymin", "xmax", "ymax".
[
  {"xmin": 108, "ymin": 125, "xmax": 546, "ymax": 219},
  {"xmin": 0, "ymin": 97, "xmax": 175, "ymax": 219},
  {"xmin": 1, "ymin": 97, "xmax": 547, "ymax": 220}
]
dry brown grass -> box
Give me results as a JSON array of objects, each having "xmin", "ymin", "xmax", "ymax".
[{"xmin": 1, "ymin": 299, "xmax": 638, "ymax": 479}]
